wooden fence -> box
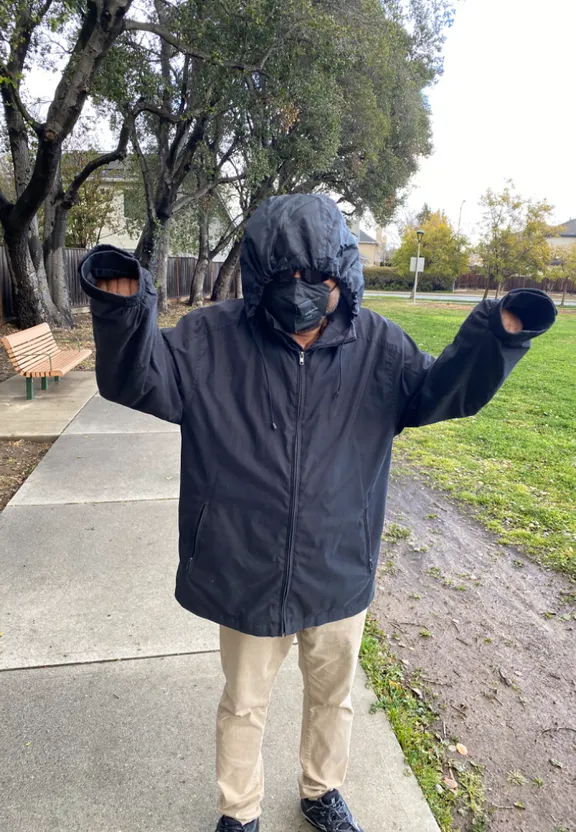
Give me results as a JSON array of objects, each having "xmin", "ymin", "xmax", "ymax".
[
  {"xmin": 0, "ymin": 247, "xmax": 222, "ymax": 320},
  {"xmin": 456, "ymin": 272, "xmax": 575, "ymax": 294}
]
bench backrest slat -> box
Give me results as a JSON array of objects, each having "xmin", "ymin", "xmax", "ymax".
[{"xmin": 1, "ymin": 324, "xmax": 60, "ymax": 374}]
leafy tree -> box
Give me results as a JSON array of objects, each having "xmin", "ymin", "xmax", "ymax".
[
  {"xmin": 416, "ymin": 203, "xmax": 433, "ymax": 225},
  {"xmin": 549, "ymin": 245, "xmax": 576, "ymax": 307},
  {"xmin": 62, "ymin": 152, "xmax": 123, "ymax": 249},
  {"xmin": 476, "ymin": 182, "xmax": 555, "ymax": 300},
  {"xmin": 392, "ymin": 210, "xmax": 468, "ymax": 284}
]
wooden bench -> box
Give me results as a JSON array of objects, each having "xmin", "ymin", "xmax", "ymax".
[{"xmin": 1, "ymin": 323, "xmax": 92, "ymax": 400}]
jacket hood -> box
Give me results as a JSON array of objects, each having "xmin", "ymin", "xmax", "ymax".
[{"xmin": 240, "ymin": 194, "xmax": 364, "ymax": 320}]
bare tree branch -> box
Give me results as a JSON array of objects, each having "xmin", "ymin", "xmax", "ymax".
[
  {"xmin": 131, "ymin": 124, "xmax": 156, "ymax": 225},
  {"xmin": 61, "ymin": 114, "xmax": 134, "ymax": 208},
  {"xmin": 172, "ymin": 174, "xmax": 244, "ymax": 214},
  {"xmin": 124, "ymin": 19, "xmax": 288, "ymax": 72}
]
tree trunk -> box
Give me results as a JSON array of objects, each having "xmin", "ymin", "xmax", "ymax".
[
  {"xmin": 482, "ymin": 280, "xmax": 491, "ymax": 301},
  {"xmin": 155, "ymin": 223, "xmax": 170, "ymax": 315},
  {"xmin": 494, "ymin": 283, "xmax": 501, "ymax": 300},
  {"xmin": 44, "ymin": 207, "xmax": 75, "ymax": 327},
  {"xmin": 188, "ymin": 203, "xmax": 210, "ymax": 305},
  {"xmin": 5, "ymin": 230, "xmax": 50, "ymax": 329},
  {"xmin": 561, "ymin": 279, "xmax": 567, "ymax": 307},
  {"xmin": 190, "ymin": 256, "xmax": 209, "ymax": 305},
  {"xmin": 234, "ymin": 260, "xmax": 242, "ymax": 299},
  {"xmin": 135, "ymin": 216, "xmax": 171, "ymax": 313},
  {"xmin": 211, "ymin": 239, "xmax": 242, "ymax": 301}
]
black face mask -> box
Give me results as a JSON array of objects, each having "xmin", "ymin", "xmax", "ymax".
[{"xmin": 262, "ymin": 278, "xmax": 331, "ymax": 333}]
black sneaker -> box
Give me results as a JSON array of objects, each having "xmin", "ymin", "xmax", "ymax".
[
  {"xmin": 301, "ymin": 790, "xmax": 363, "ymax": 832},
  {"xmin": 215, "ymin": 817, "xmax": 259, "ymax": 832}
]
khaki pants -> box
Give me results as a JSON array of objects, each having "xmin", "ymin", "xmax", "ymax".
[{"xmin": 216, "ymin": 610, "xmax": 367, "ymax": 822}]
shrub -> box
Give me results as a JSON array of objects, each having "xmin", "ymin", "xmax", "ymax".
[{"xmin": 363, "ymin": 266, "xmax": 453, "ymax": 292}]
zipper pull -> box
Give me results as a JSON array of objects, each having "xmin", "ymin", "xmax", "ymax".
[{"xmin": 299, "ymin": 351, "xmax": 305, "ymax": 365}]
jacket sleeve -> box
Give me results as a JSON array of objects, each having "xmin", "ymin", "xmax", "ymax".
[
  {"xmin": 79, "ymin": 245, "xmax": 186, "ymax": 425},
  {"xmin": 395, "ymin": 289, "xmax": 557, "ymax": 433}
]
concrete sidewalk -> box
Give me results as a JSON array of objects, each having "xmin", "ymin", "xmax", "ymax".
[
  {"xmin": 0, "ymin": 395, "xmax": 440, "ymax": 832},
  {"xmin": 0, "ymin": 371, "xmax": 97, "ymax": 440}
]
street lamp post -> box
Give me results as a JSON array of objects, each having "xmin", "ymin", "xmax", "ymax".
[
  {"xmin": 410, "ymin": 228, "xmax": 424, "ymax": 303},
  {"xmin": 457, "ymin": 199, "xmax": 466, "ymax": 237},
  {"xmin": 455, "ymin": 200, "xmax": 466, "ymax": 292}
]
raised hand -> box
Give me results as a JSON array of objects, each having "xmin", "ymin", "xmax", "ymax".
[
  {"xmin": 501, "ymin": 308, "xmax": 523, "ymax": 333},
  {"xmin": 96, "ymin": 277, "xmax": 139, "ymax": 296}
]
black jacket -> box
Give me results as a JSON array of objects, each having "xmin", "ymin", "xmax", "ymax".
[{"xmin": 80, "ymin": 194, "xmax": 556, "ymax": 636}]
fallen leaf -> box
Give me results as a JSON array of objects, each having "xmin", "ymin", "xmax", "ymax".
[
  {"xmin": 448, "ymin": 744, "xmax": 457, "ymax": 752},
  {"xmin": 442, "ymin": 777, "xmax": 458, "ymax": 792},
  {"xmin": 456, "ymin": 743, "xmax": 468, "ymax": 756},
  {"xmin": 411, "ymin": 687, "xmax": 423, "ymax": 699},
  {"xmin": 514, "ymin": 802, "xmax": 526, "ymax": 810},
  {"xmin": 549, "ymin": 758, "xmax": 563, "ymax": 769}
]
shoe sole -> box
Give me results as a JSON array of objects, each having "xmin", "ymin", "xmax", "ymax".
[{"xmin": 300, "ymin": 807, "xmax": 363, "ymax": 832}]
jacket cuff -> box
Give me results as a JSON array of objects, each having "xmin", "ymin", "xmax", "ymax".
[
  {"xmin": 79, "ymin": 245, "xmax": 151, "ymax": 307},
  {"xmin": 490, "ymin": 288, "xmax": 557, "ymax": 342}
]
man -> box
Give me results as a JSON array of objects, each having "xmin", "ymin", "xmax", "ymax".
[{"xmin": 80, "ymin": 194, "xmax": 556, "ymax": 832}]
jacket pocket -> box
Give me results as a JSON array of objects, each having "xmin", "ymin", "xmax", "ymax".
[
  {"xmin": 362, "ymin": 507, "xmax": 373, "ymax": 574},
  {"xmin": 186, "ymin": 503, "xmax": 208, "ymax": 574}
]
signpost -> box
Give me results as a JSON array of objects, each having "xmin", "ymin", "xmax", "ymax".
[{"xmin": 409, "ymin": 229, "xmax": 425, "ymax": 303}]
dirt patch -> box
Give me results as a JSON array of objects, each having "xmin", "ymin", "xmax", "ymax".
[
  {"xmin": 0, "ymin": 439, "xmax": 51, "ymax": 511},
  {"xmin": 372, "ymin": 468, "xmax": 576, "ymax": 832}
]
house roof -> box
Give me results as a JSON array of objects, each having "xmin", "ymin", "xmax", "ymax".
[
  {"xmin": 558, "ymin": 218, "xmax": 576, "ymax": 237},
  {"xmin": 358, "ymin": 229, "xmax": 377, "ymax": 244}
]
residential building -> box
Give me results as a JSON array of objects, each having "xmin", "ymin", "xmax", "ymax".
[
  {"xmin": 548, "ymin": 218, "xmax": 576, "ymax": 252},
  {"xmin": 348, "ymin": 220, "xmax": 386, "ymax": 266}
]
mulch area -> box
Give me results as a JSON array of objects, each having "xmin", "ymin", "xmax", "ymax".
[{"xmin": 0, "ymin": 439, "xmax": 51, "ymax": 511}]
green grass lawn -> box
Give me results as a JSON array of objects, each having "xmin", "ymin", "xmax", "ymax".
[{"xmin": 364, "ymin": 298, "xmax": 576, "ymax": 576}]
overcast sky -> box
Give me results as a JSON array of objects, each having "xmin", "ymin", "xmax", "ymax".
[{"xmin": 396, "ymin": 0, "xmax": 576, "ymax": 243}]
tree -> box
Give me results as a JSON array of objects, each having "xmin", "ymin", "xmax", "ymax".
[
  {"xmin": 549, "ymin": 245, "xmax": 576, "ymax": 307},
  {"xmin": 0, "ymin": 0, "xmax": 276, "ymax": 328},
  {"xmin": 92, "ymin": 0, "xmax": 451, "ymax": 308},
  {"xmin": 91, "ymin": 0, "xmax": 308, "ymax": 311},
  {"xmin": 392, "ymin": 210, "xmax": 468, "ymax": 283},
  {"xmin": 476, "ymin": 182, "xmax": 555, "ymax": 300}
]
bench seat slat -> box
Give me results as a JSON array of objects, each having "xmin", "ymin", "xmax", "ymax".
[
  {"xmin": 24, "ymin": 349, "xmax": 92, "ymax": 377},
  {"xmin": 6, "ymin": 337, "xmax": 59, "ymax": 358},
  {"xmin": 3, "ymin": 323, "xmax": 51, "ymax": 348}
]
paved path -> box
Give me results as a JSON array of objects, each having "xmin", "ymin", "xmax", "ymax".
[
  {"xmin": 364, "ymin": 290, "xmax": 576, "ymax": 306},
  {"xmin": 0, "ymin": 371, "xmax": 97, "ymax": 440},
  {"xmin": 0, "ymin": 394, "xmax": 439, "ymax": 832}
]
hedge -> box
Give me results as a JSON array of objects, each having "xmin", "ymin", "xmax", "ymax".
[{"xmin": 363, "ymin": 266, "xmax": 454, "ymax": 292}]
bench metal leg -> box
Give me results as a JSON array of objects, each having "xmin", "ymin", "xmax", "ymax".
[
  {"xmin": 26, "ymin": 378, "xmax": 34, "ymax": 400},
  {"xmin": 41, "ymin": 376, "xmax": 49, "ymax": 390},
  {"xmin": 54, "ymin": 376, "xmax": 60, "ymax": 383}
]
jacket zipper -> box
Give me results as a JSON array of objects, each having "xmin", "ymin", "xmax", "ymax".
[{"xmin": 280, "ymin": 350, "xmax": 305, "ymax": 635}]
